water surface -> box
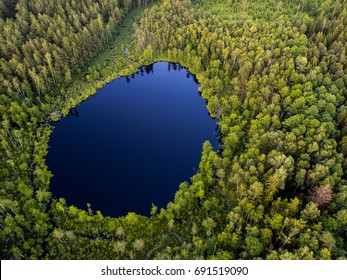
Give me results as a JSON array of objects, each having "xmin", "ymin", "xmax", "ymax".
[{"xmin": 47, "ymin": 62, "xmax": 218, "ymax": 217}]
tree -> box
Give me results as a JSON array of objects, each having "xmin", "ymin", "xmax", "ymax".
[
  {"xmin": 142, "ymin": 44, "xmax": 153, "ymax": 63},
  {"xmin": 310, "ymin": 184, "xmax": 333, "ymax": 208}
]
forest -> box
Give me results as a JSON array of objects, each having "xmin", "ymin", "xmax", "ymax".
[{"xmin": 0, "ymin": 0, "xmax": 347, "ymax": 259}]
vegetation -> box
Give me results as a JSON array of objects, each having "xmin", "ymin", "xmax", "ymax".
[{"xmin": 1, "ymin": 0, "xmax": 347, "ymax": 260}]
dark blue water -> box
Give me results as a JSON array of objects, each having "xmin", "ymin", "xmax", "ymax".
[{"xmin": 46, "ymin": 62, "xmax": 218, "ymax": 217}]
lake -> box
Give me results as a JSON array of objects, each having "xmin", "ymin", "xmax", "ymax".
[{"xmin": 46, "ymin": 62, "xmax": 218, "ymax": 217}]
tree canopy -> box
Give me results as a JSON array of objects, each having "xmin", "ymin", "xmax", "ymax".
[{"xmin": 1, "ymin": 0, "xmax": 347, "ymax": 260}]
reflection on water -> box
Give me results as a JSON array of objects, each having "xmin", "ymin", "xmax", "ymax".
[{"xmin": 46, "ymin": 62, "xmax": 218, "ymax": 217}]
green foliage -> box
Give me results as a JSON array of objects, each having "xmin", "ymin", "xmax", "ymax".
[{"xmin": 1, "ymin": 0, "xmax": 347, "ymax": 260}]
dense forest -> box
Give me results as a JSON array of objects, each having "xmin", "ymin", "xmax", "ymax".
[{"xmin": 1, "ymin": 0, "xmax": 347, "ymax": 259}]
